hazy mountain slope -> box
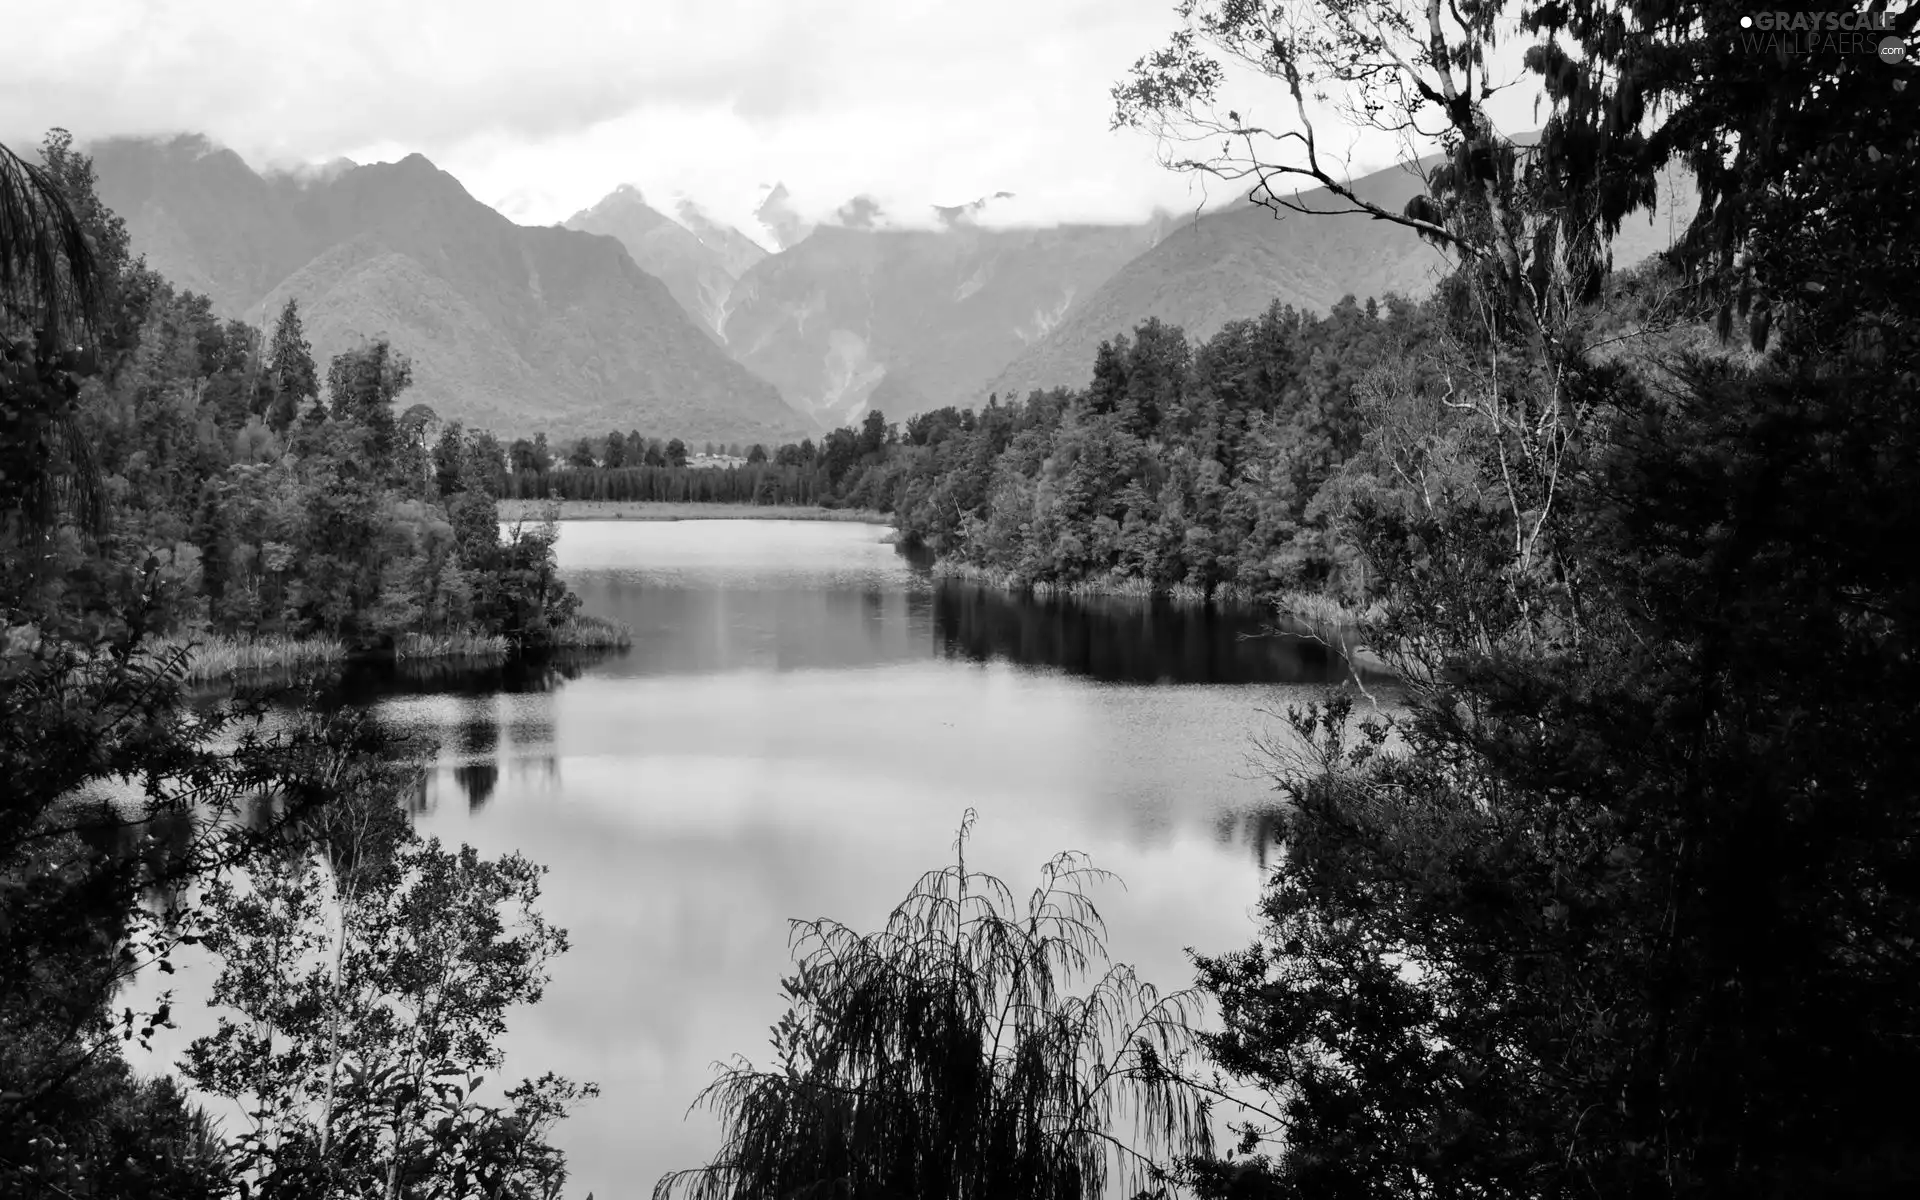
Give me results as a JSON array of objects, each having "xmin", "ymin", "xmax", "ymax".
[
  {"xmin": 675, "ymin": 199, "xmax": 770, "ymax": 278},
  {"xmin": 987, "ymin": 160, "xmax": 1700, "ymax": 402},
  {"xmin": 90, "ymin": 135, "xmax": 318, "ymax": 315},
  {"xmin": 89, "ymin": 136, "xmax": 811, "ymax": 443},
  {"xmin": 984, "ymin": 164, "xmax": 1446, "ymax": 403},
  {"xmin": 562, "ymin": 186, "xmax": 742, "ymax": 337},
  {"xmin": 721, "ymin": 215, "xmax": 1179, "ymax": 425}
]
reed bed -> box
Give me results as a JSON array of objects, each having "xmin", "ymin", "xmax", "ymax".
[
  {"xmin": 148, "ymin": 633, "xmax": 347, "ymax": 683},
  {"xmin": 546, "ymin": 613, "xmax": 632, "ymax": 649},
  {"xmin": 395, "ymin": 630, "xmax": 510, "ymax": 662}
]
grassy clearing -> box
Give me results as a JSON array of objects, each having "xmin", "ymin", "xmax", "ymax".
[
  {"xmin": 148, "ymin": 633, "xmax": 347, "ymax": 683},
  {"xmin": 498, "ymin": 500, "xmax": 889, "ymax": 524}
]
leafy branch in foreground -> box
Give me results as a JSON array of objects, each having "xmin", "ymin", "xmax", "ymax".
[
  {"xmin": 657, "ymin": 809, "xmax": 1213, "ymax": 1200},
  {"xmin": 182, "ymin": 739, "xmax": 596, "ymax": 1200}
]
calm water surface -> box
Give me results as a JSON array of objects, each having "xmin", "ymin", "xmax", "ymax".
[{"xmin": 152, "ymin": 520, "xmax": 1387, "ymax": 1197}]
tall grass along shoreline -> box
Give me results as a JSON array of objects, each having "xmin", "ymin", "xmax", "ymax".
[{"xmin": 151, "ymin": 617, "xmax": 632, "ymax": 684}]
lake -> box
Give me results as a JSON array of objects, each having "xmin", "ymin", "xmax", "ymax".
[{"xmin": 143, "ymin": 519, "xmax": 1388, "ymax": 1197}]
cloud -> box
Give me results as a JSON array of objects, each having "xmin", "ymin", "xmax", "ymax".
[
  {"xmin": 832, "ymin": 195, "xmax": 885, "ymax": 230},
  {"xmin": 4, "ymin": 0, "xmax": 1545, "ymax": 233}
]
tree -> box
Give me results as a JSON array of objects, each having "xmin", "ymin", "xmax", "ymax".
[
  {"xmin": 658, "ymin": 812, "xmax": 1211, "ymax": 1200},
  {"xmin": 1110, "ymin": 4, "xmax": 1920, "ymax": 1196},
  {"xmin": 857, "ymin": 409, "xmax": 888, "ymax": 457},
  {"xmin": 324, "ymin": 340, "xmax": 412, "ymax": 474},
  {"xmin": 183, "ymin": 740, "xmax": 595, "ymax": 1200},
  {"xmin": 665, "ymin": 438, "xmax": 688, "ymax": 468},
  {"xmin": 746, "ymin": 443, "xmax": 768, "ymax": 465},
  {"xmin": 567, "ymin": 437, "xmax": 597, "ymax": 469},
  {"xmin": 264, "ymin": 299, "xmax": 318, "ymax": 431},
  {"xmin": 1523, "ymin": 0, "xmax": 1918, "ymax": 351},
  {"xmin": 1113, "ymin": 0, "xmax": 1621, "ymax": 621},
  {"xmin": 603, "ymin": 429, "xmax": 628, "ymax": 469},
  {"xmin": 431, "ymin": 420, "xmax": 468, "ymax": 498}
]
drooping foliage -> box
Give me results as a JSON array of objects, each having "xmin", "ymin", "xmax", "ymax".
[{"xmin": 658, "ymin": 811, "xmax": 1213, "ymax": 1200}]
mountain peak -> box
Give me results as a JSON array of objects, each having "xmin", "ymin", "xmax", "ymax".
[
  {"xmin": 755, "ymin": 182, "xmax": 813, "ymax": 250},
  {"xmin": 934, "ymin": 191, "xmax": 1017, "ymax": 228}
]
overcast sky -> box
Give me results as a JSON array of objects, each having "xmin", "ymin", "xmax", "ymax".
[{"xmin": 4, "ymin": 0, "xmax": 1544, "ymax": 242}]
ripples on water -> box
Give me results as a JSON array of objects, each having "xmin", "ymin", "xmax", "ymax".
[{"xmin": 139, "ymin": 519, "xmax": 1387, "ymax": 1196}]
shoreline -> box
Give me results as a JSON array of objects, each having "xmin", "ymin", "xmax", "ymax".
[
  {"xmin": 499, "ymin": 500, "xmax": 890, "ymax": 524},
  {"xmin": 925, "ymin": 560, "xmax": 1399, "ymax": 675}
]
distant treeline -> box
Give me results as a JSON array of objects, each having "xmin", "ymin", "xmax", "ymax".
[{"xmin": 500, "ymin": 408, "xmax": 909, "ymax": 510}]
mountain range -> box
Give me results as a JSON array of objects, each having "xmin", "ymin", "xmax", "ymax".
[
  {"xmin": 88, "ymin": 135, "xmax": 1697, "ymax": 442},
  {"xmin": 89, "ymin": 135, "xmax": 809, "ymax": 443}
]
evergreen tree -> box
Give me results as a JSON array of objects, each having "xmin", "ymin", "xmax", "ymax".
[{"xmin": 263, "ymin": 297, "xmax": 317, "ymax": 431}]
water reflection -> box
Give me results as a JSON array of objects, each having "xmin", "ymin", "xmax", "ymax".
[
  {"xmin": 177, "ymin": 520, "xmax": 1386, "ymax": 1196},
  {"xmin": 930, "ymin": 583, "xmax": 1376, "ymax": 686},
  {"xmin": 452, "ymin": 695, "xmax": 502, "ymax": 812},
  {"xmin": 454, "ymin": 761, "xmax": 499, "ymax": 811},
  {"xmin": 571, "ymin": 577, "xmax": 931, "ymax": 677},
  {"xmin": 1214, "ymin": 805, "xmax": 1290, "ymax": 871}
]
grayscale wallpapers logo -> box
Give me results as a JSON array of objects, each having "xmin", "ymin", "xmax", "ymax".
[{"xmin": 1735, "ymin": 10, "xmax": 1909, "ymax": 62}]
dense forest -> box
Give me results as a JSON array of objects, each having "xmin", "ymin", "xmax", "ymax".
[{"xmin": 6, "ymin": 0, "xmax": 1920, "ymax": 1197}]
